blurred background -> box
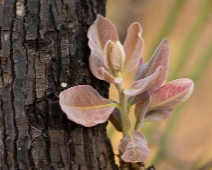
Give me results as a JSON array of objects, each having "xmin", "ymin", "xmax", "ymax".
[{"xmin": 106, "ymin": 0, "xmax": 212, "ymax": 169}]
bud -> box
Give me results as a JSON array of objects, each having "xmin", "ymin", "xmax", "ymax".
[{"xmin": 104, "ymin": 41, "xmax": 126, "ymax": 73}]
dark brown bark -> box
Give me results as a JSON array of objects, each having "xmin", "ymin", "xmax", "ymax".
[
  {"xmin": 119, "ymin": 158, "xmax": 155, "ymax": 170},
  {"xmin": 0, "ymin": 0, "xmax": 118, "ymax": 169}
]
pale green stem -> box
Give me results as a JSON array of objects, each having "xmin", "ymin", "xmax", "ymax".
[{"xmin": 116, "ymin": 82, "xmax": 130, "ymax": 134}]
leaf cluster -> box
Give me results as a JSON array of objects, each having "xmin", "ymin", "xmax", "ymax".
[{"xmin": 59, "ymin": 15, "xmax": 194, "ymax": 164}]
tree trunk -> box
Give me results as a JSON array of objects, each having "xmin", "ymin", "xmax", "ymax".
[{"xmin": 0, "ymin": 0, "xmax": 118, "ymax": 169}]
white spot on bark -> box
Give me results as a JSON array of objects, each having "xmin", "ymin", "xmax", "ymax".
[{"xmin": 61, "ymin": 82, "xmax": 67, "ymax": 87}]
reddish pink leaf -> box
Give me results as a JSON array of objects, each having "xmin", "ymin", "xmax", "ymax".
[
  {"xmin": 137, "ymin": 57, "xmax": 143, "ymax": 69},
  {"xmin": 123, "ymin": 23, "xmax": 144, "ymax": 73},
  {"xmin": 135, "ymin": 39, "xmax": 170, "ymax": 91},
  {"xmin": 128, "ymin": 90, "xmax": 150, "ymax": 107},
  {"xmin": 124, "ymin": 65, "xmax": 163, "ymax": 96},
  {"xmin": 88, "ymin": 14, "xmax": 119, "ymax": 80},
  {"xmin": 144, "ymin": 108, "xmax": 173, "ymax": 122},
  {"xmin": 59, "ymin": 85, "xmax": 115, "ymax": 127},
  {"xmin": 119, "ymin": 131, "xmax": 150, "ymax": 162},
  {"xmin": 134, "ymin": 98, "xmax": 151, "ymax": 129},
  {"xmin": 148, "ymin": 78, "xmax": 194, "ymax": 111}
]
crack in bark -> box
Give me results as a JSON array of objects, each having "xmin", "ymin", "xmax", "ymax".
[
  {"xmin": 0, "ymin": 97, "xmax": 8, "ymax": 169},
  {"xmin": 45, "ymin": 99, "xmax": 51, "ymax": 168},
  {"xmin": 10, "ymin": 0, "xmax": 18, "ymax": 169}
]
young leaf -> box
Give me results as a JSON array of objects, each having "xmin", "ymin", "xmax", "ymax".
[
  {"xmin": 135, "ymin": 38, "xmax": 170, "ymax": 91},
  {"xmin": 103, "ymin": 40, "xmax": 115, "ymax": 70},
  {"xmin": 124, "ymin": 65, "xmax": 163, "ymax": 96},
  {"xmin": 104, "ymin": 40, "xmax": 126, "ymax": 72},
  {"xmin": 123, "ymin": 22, "xmax": 144, "ymax": 73},
  {"xmin": 148, "ymin": 78, "xmax": 194, "ymax": 111},
  {"xmin": 98, "ymin": 67, "xmax": 123, "ymax": 84},
  {"xmin": 59, "ymin": 85, "xmax": 116, "ymax": 127},
  {"xmin": 119, "ymin": 131, "xmax": 150, "ymax": 162},
  {"xmin": 88, "ymin": 14, "xmax": 119, "ymax": 80},
  {"xmin": 144, "ymin": 108, "xmax": 173, "ymax": 122}
]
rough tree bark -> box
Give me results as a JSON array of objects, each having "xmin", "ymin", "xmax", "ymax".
[{"xmin": 0, "ymin": 0, "xmax": 119, "ymax": 169}]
